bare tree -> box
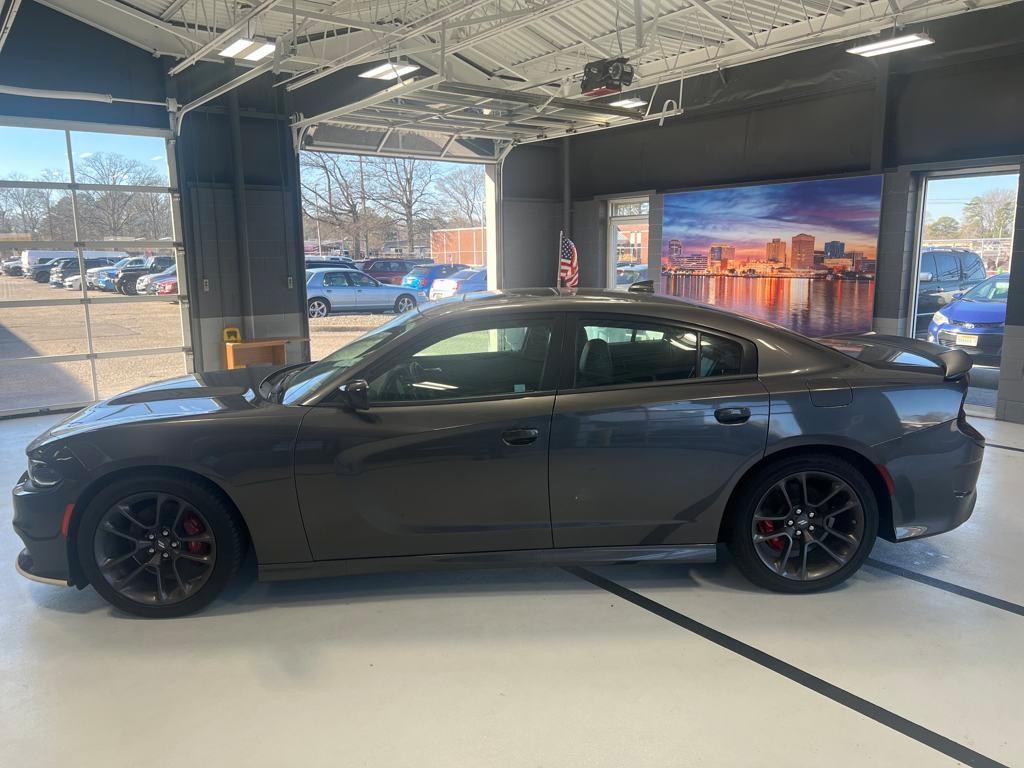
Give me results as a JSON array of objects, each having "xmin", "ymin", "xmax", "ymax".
[
  {"xmin": 75, "ymin": 153, "xmax": 162, "ymax": 239},
  {"xmin": 366, "ymin": 157, "xmax": 441, "ymax": 252},
  {"xmin": 961, "ymin": 188, "xmax": 1016, "ymax": 239},
  {"xmin": 437, "ymin": 165, "xmax": 485, "ymax": 227},
  {"xmin": 3, "ymin": 176, "xmax": 49, "ymax": 236},
  {"xmin": 299, "ymin": 152, "xmax": 372, "ymax": 257}
]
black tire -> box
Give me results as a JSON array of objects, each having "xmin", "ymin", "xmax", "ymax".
[
  {"xmin": 394, "ymin": 294, "xmax": 417, "ymax": 313},
  {"xmin": 727, "ymin": 454, "xmax": 878, "ymax": 593},
  {"xmin": 76, "ymin": 473, "xmax": 245, "ymax": 618},
  {"xmin": 308, "ymin": 297, "xmax": 330, "ymax": 319}
]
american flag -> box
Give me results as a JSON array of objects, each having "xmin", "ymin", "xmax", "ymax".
[{"xmin": 558, "ymin": 232, "xmax": 579, "ymax": 289}]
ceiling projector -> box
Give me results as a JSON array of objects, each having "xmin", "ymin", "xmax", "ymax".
[{"xmin": 581, "ymin": 57, "xmax": 635, "ymax": 97}]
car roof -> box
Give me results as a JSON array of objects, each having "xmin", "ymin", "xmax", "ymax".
[{"xmin": 307, "ymin": 266, "xmax": 360, "ymax": 273}]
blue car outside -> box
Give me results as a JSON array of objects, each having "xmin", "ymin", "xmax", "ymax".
[
  {"xmin": 927, "ymin": 273, "xmax": 1009, "ymax": 366},
  {"xmin": 400, "ymin": 263, "xmax": 467, "ymax": 293},
  {"xmin": 428, "ymin": 267, "xmax": 487, "ymax": 300}
]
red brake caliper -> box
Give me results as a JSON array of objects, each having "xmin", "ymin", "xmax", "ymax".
[
  {"xmin": 183, "ymin": 514, "xmax": 206, "ymax": 555},
  {"xmin": 756, "ymin": 520, "xmax": 785, "ymax": 551}
]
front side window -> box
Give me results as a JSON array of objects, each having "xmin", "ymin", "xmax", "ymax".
[
  {"xmin": 573, "ymin": 318, "xmax": 743, "ymax": 388},
  {"xmin": 323, "ymin": 271, "xmax": 349, "ymax": 287},
  {"xmin": 349, "ymin": 272, "xmax": 377, "ymax": 287},
  {"xmin": 933, "ymin": 251, "xmax": 960, "ymax": 281},
  {"xmin": 367, "ymin": 318, "xmax": 555, "ymax": 403}
]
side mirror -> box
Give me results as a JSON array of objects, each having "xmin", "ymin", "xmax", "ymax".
[
  {"xmin": 338, "ymin": 379, "xmax": 370, "ymax": 410},
  {"xmin": 952, "ymin": 292, "xmax": 964, "ymax": 301},
  {"xmin": 628, "ymin": 279, "xmax": 655, "ymax": 294},
  {"xmin": 919, "ymin": 271, "xmax": 933, "ymax": 283}
]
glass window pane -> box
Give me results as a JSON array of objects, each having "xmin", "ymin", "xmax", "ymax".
[
  {"xmin": 75, "ymin": 191, "xmax": 173, "ymax": 242},
  {"xmin": 88, "ymin": 299, "xmax": 183, "ymax": 354},
  {"xmin": 0, "ymin": 126, "xmax": 70, "ymax": 180},
  {"xmin": 95, "ymin": 352, "xmax": 186, "ymax": 399},
  {"xmin": 0, "ymin": 303, "xmax": 88, "ymax": 357},
  {"xmin": 70, "ymin": 131, "xmax": 169, "ymax": 186},
  {"xmin": 0, "ymin": 186, "xmax": 74, "ymax": 241},
  {"xmin": 1, "ymin": 248, "xmax": 83, "ymax": 302},
  {"xmin": 81, "ymin": 248, "xmax": 176, "ymax": 298},
  {"xmin": 0, "ymin": 359, "xmax": 92, "ymax": 412},
  {"xmin": 368, "ymin": 319, "xmax": 553, "ymax": 402},
  {"xmin": 699, "ymin": 333, "xmax": 743, "ymax": 377}
]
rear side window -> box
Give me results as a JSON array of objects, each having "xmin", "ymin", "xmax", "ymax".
[
  {"xmin": 919, "ymin": 252, "xmax": 936, "ymax": 281},
  {"xmin": 323, "ymin": 271, "xmax": 350, "ymax": 287},
  {"xmin": 958, "ymin": 253, "xmax": 986, "ymax": 281},
  {"xmin": 933, "ymin": 251, "xmax": 960, "ymax": 281},
  {"xmin": 408, "ymin": 266, "xmax": 432, "ymax": 277},
  {"xmin": 573, "ymin": 318, "xmax": 744, "ymax": 389}
]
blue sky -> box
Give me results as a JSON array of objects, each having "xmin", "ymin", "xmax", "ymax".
[
  {"xmin": 923, "ymin": 173, "xmax": 1018, "ymax": 221},
  {"xmin": 662, "ymin": 175, "xmax": 884, "ymax": 259},
  {"xmin": 0, "ymin": 125, "xmax": 168, "ymax": 180}
]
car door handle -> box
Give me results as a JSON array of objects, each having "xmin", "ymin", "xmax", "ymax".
[
  {"xmin": 714, "ymin": 407, "xmax": 751, "ymax": 425},
  {"xmin": 502, "ymin": 428, "xmax": 539, "ymax": 446}
]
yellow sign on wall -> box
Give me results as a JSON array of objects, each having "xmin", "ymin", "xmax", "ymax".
[{"xmin": 223, "ymin": 327, "xmax": 241, "ymax": 343}]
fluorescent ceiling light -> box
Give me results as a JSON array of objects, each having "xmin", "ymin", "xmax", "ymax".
[
  {"xmin": 243, "ymin": 42, "xmax": 276, "ymax": 61},
  {"xmin": 847, "ymin": 33, "xmax": 934, "ymax": 57},
  {"xmin": 359, "ymin": 62, "xmax": 420, "ymax": 80},
  {"xmin": 219, "ymin": 38, "xmax": 254, "ymax": 58},
  {"xmin": 609, "ymin": 97, "xmax": 645, "ymax": 108}
]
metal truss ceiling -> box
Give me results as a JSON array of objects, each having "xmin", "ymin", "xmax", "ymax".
[{"xmin": 34, "ymin": 0, "xmax": 1024, "ymax": 160}]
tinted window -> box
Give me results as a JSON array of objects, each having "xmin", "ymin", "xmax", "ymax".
[
  {"xmin": 574, "ymin": 318, "xmax": 743, "ymax": 388},
  {"xmin": 933, "ymin": 251, "xmax": 960, "ymax": 281},
  {"xmin": 958, "ymin": 253, "xmax": 986, "ymax": 281},
  {"xmin": 367, "ymin": 318, "xmax": 554, "ymax": 403},
  {"xmin": 323, "ymin": 271, "xmax": 349, "ymax": 287},
  {"xmin": 408, "ymin": 266, "xmax": 432, "ymax": 277},
  {"xmin": 919, "ymin": 252, "xmax": 936, "ymax": 280},
  {"xmin": 349, "ymin": 272, "xmax": 377, "ymax": 287}
]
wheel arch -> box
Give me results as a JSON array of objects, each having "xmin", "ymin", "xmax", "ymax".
[
  {"xmin": 65, "ymin": 465, "xmax": 252, "ymax": 588},
  {"xmin": 717, "ymin": 444, "xmax": 894, "ymax": 544}
]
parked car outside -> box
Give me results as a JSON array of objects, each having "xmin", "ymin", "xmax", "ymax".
[
  {"xmin": 20, "ymin": 249, "xmax": 75, "ymax": 272},
  {"xmin": 359, "ymin": 258, "xmax": 425, "ymax": 285},
  {"xmin": 146, "ymin": 267, "xmax": 178, "ymax": 295},
  {"xmin": 306, "ymin": 267, "xmax": 422, "ymax": 317},
  {"xmin": 915, "ymin": 248, "xmax": 988, "ymax": 335},
  {"xmin": 63, "ymin": 274, "xmax": 83, "ymax": 291},
  {"xmin": 429, "ymin": 267, "xmax": 487, "ymax": 300},
  {"xmin": 49, "ymin": 257, "xmax": 119, "ymax": 288},
  {"xmin": 2, "ymin": 257, "xmax": 26, "ymax": 276},
  {"xmin": 138, "ymin": 265, "xmax": 175, "ymax": 294},
  {"xmin": 614, "ymin": 263, "xmax": 648, "ymax": 290},
  {"xmin": 401, "ymin": 263, "xmax": 467, "ymax": 294},
  {"xmin": 927, "ymin": 273, "xmax": 1009, "ymax": 366},
  {"xmin": 87, "ymin": 256, "xmax": 147, "ymax": 290},
  {"xmin": 13, "ymin": 289, "xmax": 984, "ymax": 617},
  {"xmin": 114, "ymin": 256, "xmax": 176, "ymax": 295},
  {"xmin": 156, "ymin": 279, "xmax": 178, "ymax": 296},
  {"xmin": 305, "ymin": 256, "xmax": 354, "ymax": 269},
  {"xmin": 26, "ymin": 257, "xmax": 77, "ymax": 283}
]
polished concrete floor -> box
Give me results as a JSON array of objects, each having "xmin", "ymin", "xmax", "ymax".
[{"xmin": 2, "ymin": 413, "xmax": 1023, "ymax": 767}]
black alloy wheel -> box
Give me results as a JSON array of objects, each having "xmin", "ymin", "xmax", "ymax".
[
  {"xmin": 78, "ymin": 475, "xmax": 244, "ymax": 617},
  {"xmin": 728, "ymin": 455, "xmax": 878, "ymax": 592}
]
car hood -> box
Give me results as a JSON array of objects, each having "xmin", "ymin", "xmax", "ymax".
[
  {"xmin": 944, "ymin": 299, "xmax": 1006, "ymax": 324},
  {"xmin": 28, "ymin": 366, "xmax": 280, "ymax": 450}
]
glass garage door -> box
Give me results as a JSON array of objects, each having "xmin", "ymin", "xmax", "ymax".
[{"xmin": 0, "ymin": 122, "xmax": 191, "ymax": 416}]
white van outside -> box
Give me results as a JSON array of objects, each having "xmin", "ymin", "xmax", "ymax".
[{"xmin": 21, "ymin": 249, "xmax": 77, "ymax": 270}]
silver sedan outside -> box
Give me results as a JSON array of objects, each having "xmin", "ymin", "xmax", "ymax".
[{"xmin": 305, "ymin": 268, "xmax": 422, "ymax": 318}]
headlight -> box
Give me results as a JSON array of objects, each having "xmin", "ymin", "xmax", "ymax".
[
  {"xmin": 932, "ymin": 310, "xmax": 948, "ymax": 325},
  {"xmin": 27, "ymin": 458, "xmax": 62, "ymax": 487}
]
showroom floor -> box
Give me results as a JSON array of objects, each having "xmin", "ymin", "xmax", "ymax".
[{"xmin": 1, "ymin": 414, "xmax": 1022, "ymax": 767}]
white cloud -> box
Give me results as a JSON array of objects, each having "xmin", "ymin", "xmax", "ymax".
[
  {"xmin": 79, "ymin": 152, "xmax": 95, "ymax": 159},
  {"xmin": 150, "ymin": 155, "xmax": 164, "ymax": 162}
]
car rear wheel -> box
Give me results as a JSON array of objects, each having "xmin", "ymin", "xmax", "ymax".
[
  {"xmin": 308, "ymin": 297, "xmax": 330, "ymax": 318},
  {"xmin": 394, "ymin": 294, "xmax": 416, "ymax": 313},
  {"xmin": 77, "ymin": 474, "xmax": 245, "ymax": 618},
  {"xmin": 727, "ymin": 454, "xmax": 878, "ymax": 593}
]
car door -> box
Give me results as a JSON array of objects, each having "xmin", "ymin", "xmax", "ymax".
[
  {"xmin": 320, "ymin": 270, "xmax": 358, "ymax": 310},
  {"xmin": 349, "ymin": 270, "xmax": 389, "ymax": 310},
  {"xmin": 932, "ymin": 250, "xmax": 962, "ymax": 308},
  {"xmin": 549, "ymin": 313, "xmax": 770, "ymax": 548},
  {"xmin": 293, "ymin": 312, "xmax": 563, "ymax": 560}
]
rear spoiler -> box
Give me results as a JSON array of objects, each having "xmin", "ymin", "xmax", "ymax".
[{"xmin": 822, "ymin": 333, "xmax": 973, "ymax": 381}]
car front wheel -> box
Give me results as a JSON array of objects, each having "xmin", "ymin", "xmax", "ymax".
[
  {"xmin": 76, "ymin": 474, "xmax": 245, "ymax": 618},
  {"xmin": 727, "ymin": 454, "xmax": 878, "ymax": 593},
  {"xmin": 308, "ymin": 297, "xmax": 330, "ymax": 318},
  {"xmin": 394, "ymin": 294, "xmax": 416, "ymax": 313}
]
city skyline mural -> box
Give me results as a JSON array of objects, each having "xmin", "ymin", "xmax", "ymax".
[{"xmin": 660, "ymin": 175, "xmax": 883, "ymax": 337}]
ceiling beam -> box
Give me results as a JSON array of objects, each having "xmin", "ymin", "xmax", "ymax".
[
  {"xmin": 168, "ymin": 0, "xmax": 279, "ymax": 76},
  {"xmin": 0, "ymin": 0, "xmax": 23, "ymax": 55},
  {"xmin": 158, "ymin": 0, "xmax": 190, "ymax": 22},
  {"xmin": 687, "ymin": 0, "xmax": 759, "ymax": 50},
  {"xmin": 293, "ymin": 74, "xmax": 444, "ymax": 128}
]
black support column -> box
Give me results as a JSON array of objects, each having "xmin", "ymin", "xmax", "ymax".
[{"xmin": 996, "ymin": 171, "xmax": 1024, "ymax": 422}]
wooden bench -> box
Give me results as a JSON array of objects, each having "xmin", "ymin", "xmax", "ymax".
[{"xmin": 224, "ymin": 338, "xmax": 306, "ymax": 369}]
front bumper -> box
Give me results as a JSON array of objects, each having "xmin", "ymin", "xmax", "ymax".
[
  {"xmin": 878, "ymin": 418, "xmax": 984, "ymax": 541},
  {"xmin": 12, "ymin": 473, "xmax": 73, "ymax": 586},
  {"xmin": 928, "ymin": 322, "xmax": 1003, "ymax": 364}
]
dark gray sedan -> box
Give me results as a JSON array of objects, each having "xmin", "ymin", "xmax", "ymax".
[{"xmin": 13, "ymin": 290, "xmax": 983, "ymax": 617}]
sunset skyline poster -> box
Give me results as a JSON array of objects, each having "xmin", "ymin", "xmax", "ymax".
[{"xmin": 660, "ymin": 175, "xmax": 884, "ymax": 337}]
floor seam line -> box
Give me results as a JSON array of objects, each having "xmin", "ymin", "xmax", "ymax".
[
  {"xmin": 565, "ymin": 566, "xmax": 1009, "ymax": 768},
  {"xmin": 987, "ymin": 442, "xmax": 1024, "ymax": 454},
  {"xmin": 865, "ymin": 558, "xmax": 1024, "ymax": 616}
]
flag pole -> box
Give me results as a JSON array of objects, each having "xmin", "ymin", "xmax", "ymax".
[{"xmin": 557, "ymin": 229, "xmax": 563, "ymax": 288}]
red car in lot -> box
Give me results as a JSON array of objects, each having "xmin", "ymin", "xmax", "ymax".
[{"xmin": 358, "ymin": 258, "xmax": 424, "ymax": 285}]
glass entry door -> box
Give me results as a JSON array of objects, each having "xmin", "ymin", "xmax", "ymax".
[{"xmin": 607, "ymin": 197, "xmax": 649, "ymax": 291}]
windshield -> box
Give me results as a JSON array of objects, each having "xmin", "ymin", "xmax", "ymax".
[
  {"xmin": 408, "ymin": 266, "xmax": 432, "ymax": 277},
  {"xmin": 962, "ymin": 276, "xmax": 1009, "ymax": 302},
  {"xmin": 451, "ymin": 269, "xmax": 481, "ymax": 281},
  {"xmin": 281, "ymin": 311, "xmax": 423, "ymax": 404}
]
